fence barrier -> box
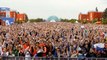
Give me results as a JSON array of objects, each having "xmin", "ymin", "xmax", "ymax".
[{"xmin": 0, "ymin": 57, "xmax": 107, "ymax": 60}]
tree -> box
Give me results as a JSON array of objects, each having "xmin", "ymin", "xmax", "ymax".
[
  {"xmin": 96, "ymin": 7, "xmax": 98, "ymax": 12},
  {"xmin": 29, "ymin": 18, "xmax": 44, "ymax": 22},
  {"xmin": 60, "ymin": 19, "xmax": 69, "ymax": 22},
  {"xmin": 69, "ymin": 19, "xmax": 77, "ymax": 23},
  {"xmin": 102, "ymin": 8, "xmax": 107, "ymax": 24},
  {"xmin": 103, "ymin": 8, "xmax": 107, "ymax": 19},
  {"xmin": 102, "ymin": 19, "xmax": 107, "ymax": 24},
  {"xmin": 82, "ymin": 19, "xmax": 88, "ymax": 24},
  {"xmin": 92, "ymin": 18, "xmax": 98, "ymax": 23},
  {"xmin": 78, "ymin": 20, "xmax": 82, "ymax": 23},
  {"xmin": 60, "ymin": 18, "xmax": 77, "ymax": 23}
]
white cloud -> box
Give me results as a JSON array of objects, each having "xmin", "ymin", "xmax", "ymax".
[{"xmin": 0, "ymin": 0, "xmax": 107, "ymax": 19}]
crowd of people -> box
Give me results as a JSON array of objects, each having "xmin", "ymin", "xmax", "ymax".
[{"xmin": 0, "ymin": 22, "xmax": 107, "ymax": 59}]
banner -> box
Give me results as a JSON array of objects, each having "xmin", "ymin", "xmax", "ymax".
[{"xmin": 1, "ymin": 18, "xmax": 14, "ymax": 25}]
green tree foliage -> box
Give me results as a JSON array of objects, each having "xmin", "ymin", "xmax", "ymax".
[
  {"xmin": 92, "ymin": 18, "xmax": 98, "ymax": 23},
  {"xmin": 78, "ymin": 20, "xmax": 82, "ymax": 23},
  {"xmin": 60, "ymin": 18, "xmax": 77, "ymax": 23},
  {"xmin": 29, "ymin": 18, "xmax": 44, "ymax": 22},
  {"xmin": 60, "ymin": 19, "xmax": 69, "ymax": 22},
  {"xmin": 69, "ymin": 19, "xmax": 77, "ymax": 23},
  {"xmin": 102, "ymin": 19, "xmax": 107, "ymax": 24},
  {"xmin": 102, "ymin": 8, "xmax": 107, "ymax": 24},
  {"xmin": 78, "ymin": 19, "xmax": 88, "ymax": 24},
  {"xmin": 103, "ymin": 8, "xmax": 107, "ymax": 19},
  {"xmin": 82, "ymin": 19, "xmax": 88, "ymax": 24}
]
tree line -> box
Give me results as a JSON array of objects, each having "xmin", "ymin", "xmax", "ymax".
[
  {"xmin": 102, "ymin": 8, "xmax": 107, "ymax": 24},
  {"xmin": 16, "ymin": 8, "xmax": 107, "ymax": 24},
  {"xmin": 28, "ymin": 18, "xmax": 78, "ymax": 23}
]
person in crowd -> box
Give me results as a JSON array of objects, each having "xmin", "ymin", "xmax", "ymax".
[{"xmin": 0, "ymin": 22, "xmax": 106, "ymax": 58}]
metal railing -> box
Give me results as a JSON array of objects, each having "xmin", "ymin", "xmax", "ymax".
[{"xmin": 0, "ymin": 57, "xmax": 107, "ymax": 60}]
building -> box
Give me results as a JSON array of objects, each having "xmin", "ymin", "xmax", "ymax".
[
  {"xmin": 79, "ymin": 11, "xmax": 103, "ymax": 23},
  {"xmin": 10, "ymin": 11, "xmax": 17, "ymax": 20},
  {"xmin": 78, "ymin": 13, "xmax": 88, "ymax": 21},
  {"xmin": 0, "ymin": 7, "xmax": 10, "ymax": 11},
  {"xmin": 0, "ymin": 19, "xmax": 6, "ymax": 26},
  {"xmin": 16, "ymin": 13, "xmax": 28, "ymax": 22},
  {"xmin": 0, "ymin": 7, "xmax": 28, "ymax": 25},
  {"xmin": 47, "ymin": 16, "xmax": 60, "ymax": 22},
  {"xmin": 88, "ymin": 11, "xmax": 103, "ymax": 21},
  {"xmin": 0, "ymin": 11, "xmax": 6, "ymax": 17}
]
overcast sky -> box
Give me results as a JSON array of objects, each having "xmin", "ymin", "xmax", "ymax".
[{"xmin": 0, "ymin": 0, "xmax": 107, "ymax": 19}]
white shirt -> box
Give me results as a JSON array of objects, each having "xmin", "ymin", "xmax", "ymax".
[
  {"xmin": 0, "ymin": 46, "xmax": 2, "ymax": 55},
  {"xmin": 37, "ymin": 49, "xmax": 43, "ymax": 53},
  {"xmin": 94, "ymin": 43, "xmax": 104, "ymax": 48},
  {"xmin": 1, "ymin": 52, "xmax": 9, "ymax": 56}
]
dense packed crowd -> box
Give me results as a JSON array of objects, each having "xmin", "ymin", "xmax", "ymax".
[{"xmin": 0, "ymin": 22, "xmax": 107, "ymax": 59}]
